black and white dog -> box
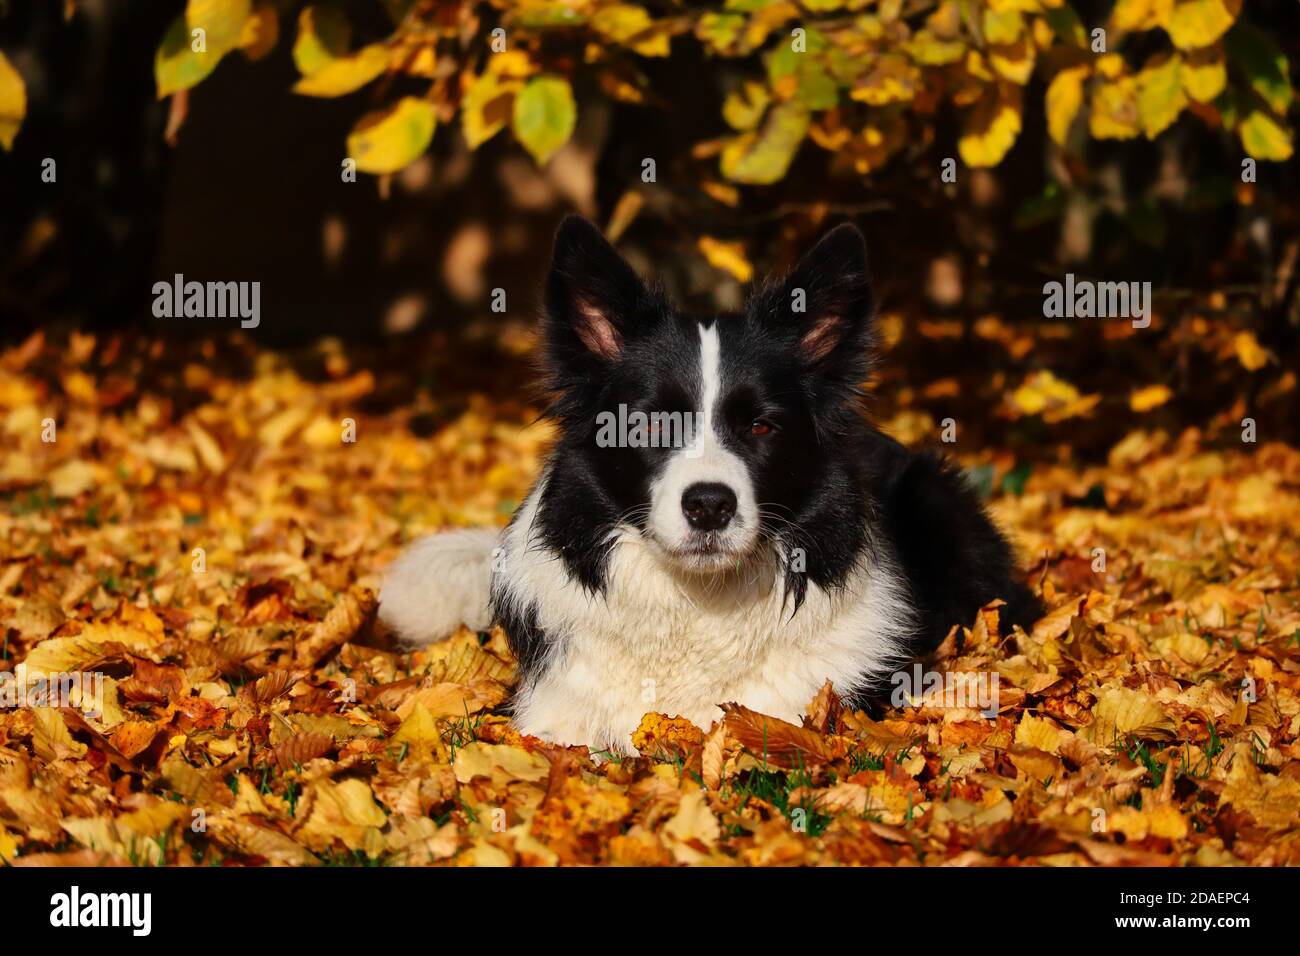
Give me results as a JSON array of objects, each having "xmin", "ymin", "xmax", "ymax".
[{"xmin": 379, "ymin": 217, "xmax": 1040, "ymax": 751}]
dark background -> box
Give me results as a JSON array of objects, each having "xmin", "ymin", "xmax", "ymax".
[{"xmin": 0, "ymin": 0, "xmax": 1296, "ymax": 450}]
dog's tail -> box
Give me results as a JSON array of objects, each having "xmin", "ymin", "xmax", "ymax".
[{"xmin": 378, "ymin": 529, "xmax": 499, "ymax": 645}]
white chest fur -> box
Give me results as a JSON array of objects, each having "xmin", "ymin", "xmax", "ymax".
[{"xmin": 494, "ymin": 479, "xmax": 913, "ymax": 752}]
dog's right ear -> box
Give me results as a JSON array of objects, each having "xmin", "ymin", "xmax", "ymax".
[{"xmin": 544, "ymin": 216, "xmax": 654, "ymax": 368}]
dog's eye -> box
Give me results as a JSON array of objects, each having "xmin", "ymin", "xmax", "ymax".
[{"xmin": 750, "ymin": 418, "xmax": 775, "ymax": 436}]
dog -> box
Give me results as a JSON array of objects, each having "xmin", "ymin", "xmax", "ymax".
[{"xmin": 379, "ymin": 216, "xmax": 1041, "ymax": 752}]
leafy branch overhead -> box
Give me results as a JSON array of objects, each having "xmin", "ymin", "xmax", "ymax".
[{"xmin": 4, "ymin": 0, "xmax": 1289, "ymax": 177}]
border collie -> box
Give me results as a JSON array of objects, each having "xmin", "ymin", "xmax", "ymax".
[{"xmin": 380, "ymin": 217, "xmax": 1041, "ymax": 752}]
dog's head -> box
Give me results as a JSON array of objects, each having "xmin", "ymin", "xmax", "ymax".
[{"xmin": 540, "ymin": 216, "xmax": 876, "ymax": 580}]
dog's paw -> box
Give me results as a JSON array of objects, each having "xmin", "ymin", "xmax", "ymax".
[{"xmin": 378, "ymin": 529, "xmax": 499, "ymax": 645}]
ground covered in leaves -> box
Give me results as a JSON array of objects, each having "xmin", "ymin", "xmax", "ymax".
[{"xmin": 0, "ymin": 325, "xmax": 1297, "ymax": 867}]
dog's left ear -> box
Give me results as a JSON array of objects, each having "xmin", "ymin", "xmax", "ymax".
[{"xmin": 761, "ymin": 223, "xmax": 875, "ymax": 373}]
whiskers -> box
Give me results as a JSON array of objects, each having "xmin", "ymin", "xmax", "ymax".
[{"xmin": 756, "ymin": 503, "xmax": 822, "ymax": 573}]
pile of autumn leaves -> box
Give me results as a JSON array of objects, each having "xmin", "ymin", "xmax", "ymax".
[{"xmin": 0, "ymin": 332, "xmax": 1298, "ymax": 866}]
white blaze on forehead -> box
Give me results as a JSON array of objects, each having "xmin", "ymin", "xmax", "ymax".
[
  {"xmin": 698, "ymin": 320, "xmax": 723, "ymax": 431},
  {"xmin": 644, "ymin": 322, "xmax": 759, "ymax": 558}
]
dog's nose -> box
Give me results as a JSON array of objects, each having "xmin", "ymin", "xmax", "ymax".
[{"xmin": 682, "ymin": 482, "xmax": 737, "ymax": 531}]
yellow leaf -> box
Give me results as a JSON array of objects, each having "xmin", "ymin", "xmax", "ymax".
[
  {"xmin": 47, "ymin": 459, "xmax": 99, "ymax": 498},
  {"xmin": 392, "ymin": 702, "xmax": 442, "ymax": 761},
  {"xmin": 989, "ymin": 37, "xmax": 1036, "ymax": 85},
  {"xmin": 32, "ymin": 709, "xmax": 87, "ymax": 762},
  {"xmin": 959, "ymin": 85, "xmax": 1022, "ymax": 166},
  {"xmin": 293, "ymin": 43, "xmax": 387, "ymax": 97},
  {"xmin": 661, "ymin": 790, "xmax": 720, "ymax": 864},
  {"xmin": 722, "ymin": 81, "xmax": 769, "ymax": 131},
  {"xmin": 462, "ymin": 70, "xmax": 522, "ymax": 149},
  {"xmin": 0, "ymin": 50, "xmax": 26, "ymax": 150},
  {"xmin": 1010, "ymin": 369, "xmax": 1100, "ymax": 421},
  {"xmin": 591, "ymin": 4, "xmax": 670, "ymax": 57},
  {"xmin": 1129, "ymin": 383, "xmax": 1173, "ymax": 411},
  {"xmin": 1112, "ymin": 0, "xmax": 1170, "ymax": 31},
  {"xmin": 698, "ymin": 236, "xmax": 753, "ymax": 283},
  {"xmin": 186, "ymin": 0, "xmax": 251, "ymax": 56},
  {"xmin": 297, "ymin": 778, "xmax": 387, "ymax": 853},
  {"xmin": 983, "ymin": 8, "xmax": 1024, "ymax": 44},
  {"xmin": 1090, "ymin": 75, "xmax": 1141, "ymax": 140},
  {"xmin": 1015, "ymin": 713, "xmax": 1063, "ymax": 754},
  {"xmin": 1084, "ymin": 686, "xmax": 1176, "ymax": 744},
  {"xmin": 1046, "ymin": 64, "xmax": 1089, "ymax": 146},
  {"xmin": 292, "ymin": 3, "xmax": 351, "ymax": 76},
  {"xmin": 1164, "ymin": 0, "xmax": 1240, "ymax": 51},
  {"xmin": 720, "ymin": 100, "xmax": 810, "ymax": 184},
  {"xmin": 453, "ymin": 742, "xmax": 551, "ymax": 784},
  {"xmin": 346, "ymin": 97, "xmax": 436, "ymax": 175},
  {"xmin": 850, "ymin": 53, "xmax": 922, "ymax": 105},
  {"xmin": 155, "ymin": 0, "xmax": 253, "ymax": 98},
  {"xmin": 1180, "ymin": 45, "xmax": 1226, "ymax": 102},
  {"xmin": 1220, "ymin": 748, "xmax": 1300, "ymax": 830},
  {"xmin": 1233, "ymin": 330, "xmax": 1271, "ymax": 370},
  {"xmin": 185, "ymin": 419, "xmax": 227, "ymax": 472}
]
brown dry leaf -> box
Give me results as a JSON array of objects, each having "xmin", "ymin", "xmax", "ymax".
[
  {"xmin": 1083, "ymin": 686, "xmax": 1177, "ymax": 744},
  {"xmin": 804, "ymin": 680, "xmax": 843, "ymax": 733},
  {"xmin": 273, "ymin": 732, "xmax": 334, "ymax": 770},
  {"xmin": 293, "ymin": 586, "xmax": 377, "ymax": 668},
  {"xmin": 700, "ymin": 722, "xmax": 727, "ymax": 790},
  {"xmin": 720, "ymin": 702, "xmax": 830, "ymax": 768},
  {"xmin": 661, "ymin": 789, "xmax": 720, "ymax": 864},
  {"xmin": 1219, "ymin": 748, "xmax": 1300, "ymax": 831},
  {"xmin": 209, "ymin": 818, "xmax": 319, "ymax": 866},
  {"xmin": 295, "ymin": 778, "xmax": 387, "ymax": 852},
  {"xmin": 453, "ymin": 742, "xmax": 551, "ymax": 785},
  {"xmin": 384, "ymin": 816, "xmax": 459, "ymax": 864},
  {"xmin": 393, "ymin": 679, "xmax": 508, "ymax": 720},
  {"xmin": 31, "ymin": 709, "xmax": 87, "ymax": 762},
  {"xmin": 1, "ymin": 324, "xmax": 1296, "ymax": 868},
  {"xmin": 109, "ymin": 721, "xmax": 160, "ymax": 759}
]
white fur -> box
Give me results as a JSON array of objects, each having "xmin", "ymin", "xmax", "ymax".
[
  {"xmin": 646, "ymin": 324, "xmax": 759, "ymax": 569},
  {"xmin": 495, "ymin": 478, "xmax": 912, "ymax": 753},
  {"xmin": 378, "ymin": 529, "xmax": 499, "ymax": 644}
]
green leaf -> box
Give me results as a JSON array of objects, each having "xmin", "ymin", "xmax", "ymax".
[
  {"xmin": 720, "ymin": 100, "xmax": 809, "ymax": 185},
  {"xmin": 696, "ymin": 13, "xmax": 745, "ymax": 52},
  {"xmin": 0, "ymin": 50, "xmax": 26, "ymax": 150},
  {"xmin": 1224, "ymin": 21, "xmax": 1292, "ymax": 115},
  {"xmin": 154, "ymin": 0, "xmax": 252, "ymax": 98},
  {"xmin": 1042, "ymin": 3, "xmax": 1087, "ymax": 47},
  {"xmin": 767, "ymin": 30, "xmax": 838, "ymax": 110},
  {"xmin": 293, "ymin": 43, "xmax": 388, "ymax": 97},
  {"xmin": 346, "ymin": 97, "xmax": 437, "ymax": 174},
  {"xmin": 1137, "ymin": 55, "xmax": 1186, "ymax": 138},
  {"xmin": 512, "ymin": 76, "xmax": 577, "ymax": 165},
  {"xmin": 1239, "ymin": 109, "xmax": 1293, "ymax": 161},
  {"xmin": 504, "ymin": 3, "xmax": 588, "ymax": 28},
  {"xmin": 155, "ymin": 16, "xmax": 221, "ymax": 98}
]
